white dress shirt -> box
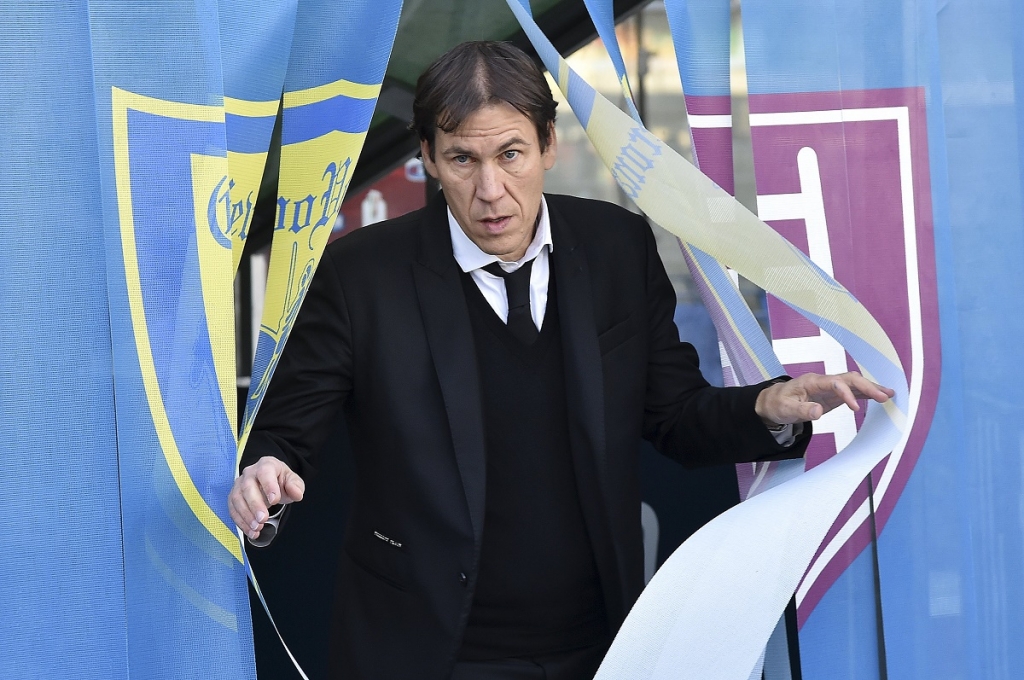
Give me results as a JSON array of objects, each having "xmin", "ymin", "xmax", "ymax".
[
  {"xmin": 447, "ymin": 197, "xmax": 796, "ymax": 445},
  {"xmin": 448, "ymin": 197, "xmax": 553, "ymax": 330}
]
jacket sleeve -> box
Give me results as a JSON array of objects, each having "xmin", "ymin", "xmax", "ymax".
[
  {"xmin": 638, "ymin": 224, "xmax": 810, "ymax": 467},
  {"xmin": 239, "ymin": 247, "xmax": 354, "ymax": 480}
]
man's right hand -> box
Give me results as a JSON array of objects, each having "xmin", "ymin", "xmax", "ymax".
[{"xmin": 228, "ymin": 456, "xmax": 306, "ymax": 541}]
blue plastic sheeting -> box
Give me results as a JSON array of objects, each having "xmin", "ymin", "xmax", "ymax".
[
  {"xmin": 739, "ymin": 0, "xmax": 1024, "ymax": 677},
  {"xmin": 1, "ymin": 0, "xmax": 401, "ymax": 675},
  {"xmin": 798, "ymin": 515, "xmax": 884, "ymax": 680},
  {"xmin": 0, "ymin": 3, "xmax": 128, "ymax": 677},
  {"xmin": 0, "ymin": 0, "xmax": 327, "ymax": 675},
  {"xmin": 663, "ymin": 0, "xmax": 731, "ymax": 98},
  {"xmin": 91, "ymin": 1, "xmax": 259, "ymax": 677},
  {"xmin": 881, "ymin": 1, "xmax": 1024, "ymax": 678},
  {"xmin": 282, "ymin": 0, "xmax": 400, "ymax": 91}
]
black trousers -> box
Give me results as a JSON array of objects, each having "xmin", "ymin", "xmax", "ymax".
[{"xmin": 451, "ymin": 640, "xmax": 609, "ymax": 680}]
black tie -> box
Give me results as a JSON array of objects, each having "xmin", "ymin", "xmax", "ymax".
[{"xmin": 483, "ymin": 259, "xmax": 539, "ymax": 345}]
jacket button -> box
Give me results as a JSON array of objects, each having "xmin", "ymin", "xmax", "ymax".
[{"xmin": 459, "ymin": 572, "xmax": 468, "ymax": 587}]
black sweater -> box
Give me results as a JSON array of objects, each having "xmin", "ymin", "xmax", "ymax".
[{"xmin": 458, "ymin": 269, "xmax": 608, "ymax": 661}]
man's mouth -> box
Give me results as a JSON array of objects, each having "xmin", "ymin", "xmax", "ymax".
[{"xmin": 479, "ymin": 216, "xmax": 511, "ymax": 232}]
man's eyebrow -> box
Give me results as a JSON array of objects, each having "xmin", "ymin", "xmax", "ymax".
[
  {"xmin": 440, "ymin": 137, "xmax": 532, "ymax": 157},
  {"xmin": 496, "ymin": 137, "xmax": 531, "ymax": 152},
  {"xmin": 441, "ymin": 144, "xmax": 474, "ymax": 157}
]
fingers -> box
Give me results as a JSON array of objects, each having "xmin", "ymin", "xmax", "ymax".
[
  {"xmin": 228, "ymin": 476, "xmax": 265, "ymax": 540},
  {"xmin": 806, "ymin": 371, "xmax": 895, "ymax": 419},
  {"xmin": 282, "ymin": 471, "xmax": 306, "ymax": 503},
  {"xmin": 255, "ymin": 464, "xmax": 282, "ymax": 507},
  {"xmin": 768, "ymin": 371, "xmax": 896, "ymax": 424},
  {"xmin": 228, "ymin": 490, "xmax": 258, "ymax": 537},
  {"xmin": 798, "ymin": 400, "xmax": 824, "ymax": 422},
  {"xmin": 854, "ymin": 378, "xmax": 896, "ymax": 403},
  {"xmin": 829, "ymin": 377, "xmax": 860, "ymax": 412},
  {"xmin": 228, "ymin": 457, "xmax": 303, "ymax": 541},
  {"xmin": 834, "ymin": 372, "xmax": 896, "ymax": 404}
]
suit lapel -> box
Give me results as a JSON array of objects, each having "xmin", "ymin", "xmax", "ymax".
[
  {"xmin": 412, "ymin": 196, "xmax": 487, "ymax": 544},
  {"xmin": 549, "ymin": 200, "xmax": 626, "ymax": 620},
  {"xmin": 549, "ymin": 201, "xmax": 608, "ymax": 483}
]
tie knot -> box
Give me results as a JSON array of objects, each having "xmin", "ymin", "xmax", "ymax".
[
  {"xmin": 481, "ymin": 258, "xmax": 538, "ymax": 344},
  {"xmin": 482, "ymin": 259, "xmax": 535, "ymax": 306},
  {"xmin": 482, "ymin": 259, "xmax": 532, "ymax": 281}
]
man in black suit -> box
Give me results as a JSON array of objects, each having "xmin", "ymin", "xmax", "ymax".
[{"xmin": 229, "ymin": 41, "xmax": 893, "ymax": 680}]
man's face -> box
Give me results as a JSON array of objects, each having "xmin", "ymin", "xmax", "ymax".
[{"xmin": 421, "ymin": 103, "xmax": 557, "ymax": 262}]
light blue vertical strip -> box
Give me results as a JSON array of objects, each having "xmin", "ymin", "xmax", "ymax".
[
  {"xmin": 282, "ymin": 0, "xmax": 401, "ymax": 91},
  {"xmin": 663, "ymin": 0, "xmax": 731, "ymax": 98},
  {"xmin": 798, "ymin": 547, "xmax": 883, "ymax": 680},
  {"xmin": 740, "ymin": 0, "xmax": 1024, "ymax": 676},
  {"xmin": 582, "ymin": 0, "xmax": 642, "ymax": 122},
  {"xmin": 739, "ymin": 1, "xmax": 886, "ymax": 678},
  {"xmin": 880, "ymin": 0, "xmax": 1024, "ymax": 678},
  {"xmin": 219, "ymin": 0, "xmax": 296, "ymax": 104},
  {"xmin": 245, "ymin": 0, "xmax": 403, "ymax": 431},
  {"xmin": 87, "ymin": 0, "xmax": 257, "ymax": 677},
  {"xmin": 872, "ymin": 2, "xmax": 976, "ymax": 676},
  {"xmin": 0, "ymin": 3, "xmax": 128, "ymax": 677}
]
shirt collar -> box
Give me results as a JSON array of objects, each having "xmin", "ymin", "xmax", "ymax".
[{"xmin": 448, "ymin": 196, "xmax": 553, "ymax": 274}]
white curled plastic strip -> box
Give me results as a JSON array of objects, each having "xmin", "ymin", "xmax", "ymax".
[{"xmin": 505, "ymin": 1, "xmax": 908, "ymax": 678}]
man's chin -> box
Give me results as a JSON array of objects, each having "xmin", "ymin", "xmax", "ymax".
[{"xmin": 477, "ymin": 235, "xmax": 521, "ymax": 258}]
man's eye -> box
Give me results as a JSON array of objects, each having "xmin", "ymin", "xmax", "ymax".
[
  {"xmin": 502, "ymin": 150, "xmax": 520, "ymax": 160},
  {"xmin": 453, "ymin": 155, "xmax": 470, "ymax": 164}
]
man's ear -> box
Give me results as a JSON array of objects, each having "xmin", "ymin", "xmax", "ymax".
[
  {"xmin": 542, "ymin": 122, "xmax": 557, "ymax": 170},
  {"xmin": 420, "ymin": 139, "xmax": 439, "ymax": 178}
]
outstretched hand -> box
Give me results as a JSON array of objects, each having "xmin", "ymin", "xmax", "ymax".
[
  {"xmin": 228, "ymin": 456, "xmax": 306, "ymax": 541},
  {"xmin": 755, "ymin": 372, "xmax": 895, "ymax": 426}
]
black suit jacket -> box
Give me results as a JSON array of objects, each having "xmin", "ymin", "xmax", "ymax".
[{"xmin": 242, "ymin": 193, "xmax": 808, "ymax": 679}]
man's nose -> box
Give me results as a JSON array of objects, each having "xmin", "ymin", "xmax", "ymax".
[{"xmin": 475, "ymin": 162, "xmax": 505, "ymax": 202}]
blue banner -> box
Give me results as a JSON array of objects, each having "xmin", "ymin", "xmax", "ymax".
[
  {"xmin": 242, "ymin": 0, "xmax": 402, "ymax": 440},
  {"xmin": 1, "ymin": 1, "xmax": 400, "ymax": 677},
  {"xmin": 217, "ymin": 0, "xmax": 298, "ymax": 270},
  {"xmin": 0, "ymin": 3, "xmax": 128, "ymax": 676},
  {"xmin": 738, "ymin": 0, "xmax": 1024, "ymax": 677},
  {"xmin": 887, "ymin": 1, "xmax": 1024, "ymax": 676},
  {"xmin": 87, "ymin": 0, "xmax": 256, "ymax": 676},
  {"xmin": 573, "ymin": 0, "xmax": 1024, "ymax": 676}
]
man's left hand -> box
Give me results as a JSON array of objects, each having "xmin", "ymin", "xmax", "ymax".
[{"xmin": 755, "ymin": 372, "xmax": 896, "ymax": 427}]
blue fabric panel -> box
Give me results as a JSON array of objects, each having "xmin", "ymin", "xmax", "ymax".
[
  {"xmin": 742, "ymin": 0, "xmax": 923, "ymax": 95},
  {"xmin": 0, "ymin": 2, "xmax": 128, "ymax": 677},
  {"xmin": 741, "ymin": 0, "xmax": 1024, "ymax": 676},
  {"xmin": 799, "ymin": 546, "xmax": 882, "ymax": 680},
  {"xmin": 664, "ymin": 0, "xmax": 731, "ymax": 97},
  {"xmin": 284, "ymin": 0, "xmax": 401, "ymax": 90},
  {"xmin": 87, "ymin": 1, "xmax": 256, "ymax": 677},
  {"xmin": 226, "ymin": 113, "xmax": 280, "ymax": 152},
  {"xmin": 86, "ymin": 1, "xmax": 224, "ymax": 105},
  {"xmin": 219, "ymin": 0, "xmax": 296, "ymax": 103},
  {"xmin": 879, "ymin": 1, "xmax": 1024, "ymax": 677}
]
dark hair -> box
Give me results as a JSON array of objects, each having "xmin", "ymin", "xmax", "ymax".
[{"xmin": 411, "ymin": 41, "xmax": 557, "ymax": 159}]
